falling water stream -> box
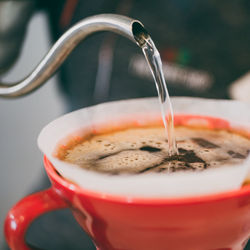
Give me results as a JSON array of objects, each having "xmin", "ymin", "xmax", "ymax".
[{"xmin": 141, "ymin": 36, "xmax": 178, "ymax": 155}]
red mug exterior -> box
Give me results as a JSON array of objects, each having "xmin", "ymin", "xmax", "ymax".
[{"xmin": 4, "ymin": 155, "xmax": 250, "ymax": 250}]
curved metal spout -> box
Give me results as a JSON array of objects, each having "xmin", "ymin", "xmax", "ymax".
[{"xmin": 0, "ymin": 14, "xmax": 148, "ymax": 98}]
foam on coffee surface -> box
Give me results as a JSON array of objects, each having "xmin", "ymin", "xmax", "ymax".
[{"xmin": 58, "ymin": 126, "xmax": 250, "ymax": 175}]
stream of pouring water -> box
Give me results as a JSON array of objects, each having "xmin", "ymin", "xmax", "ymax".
[{"xmin": 141, "ymin": 37, "xmax": 178, "ymax": 155}]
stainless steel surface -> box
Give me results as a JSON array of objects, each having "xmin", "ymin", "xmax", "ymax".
[{"xmin": 0, "ymin": 14, "xmax": 148, "ymax": 98}]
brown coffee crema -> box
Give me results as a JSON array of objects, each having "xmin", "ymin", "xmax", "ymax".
[{"xmin": 57, "ymin": 126, "xmax": 250, "ymax": 175}]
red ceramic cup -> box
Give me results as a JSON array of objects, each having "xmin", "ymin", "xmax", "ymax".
[
  {"xmin": 4, "ymin": 98, "xmax": 250, "ymax": 249},
  {"xmin": 4, "ymin": 156, "xmax": 250, "ymax": 250}
]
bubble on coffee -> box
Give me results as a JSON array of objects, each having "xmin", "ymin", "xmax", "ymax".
[{"xmin": 58, "ymin": 126, "xmax": 250, "ymax": 175}]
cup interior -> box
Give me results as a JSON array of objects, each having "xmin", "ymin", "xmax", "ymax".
[{"xmin": 38, "ymin": 97, "xmax": 250, "ymax": 198}]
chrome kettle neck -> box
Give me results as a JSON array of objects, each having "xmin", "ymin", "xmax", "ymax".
[{"xmin": 0, "ymin": 14, "xmax": 148, "ymax": 98}]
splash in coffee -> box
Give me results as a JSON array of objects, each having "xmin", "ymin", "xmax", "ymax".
[{"xmin": 57, "ymin": 126, "xmax": 250, "ymax": 175}]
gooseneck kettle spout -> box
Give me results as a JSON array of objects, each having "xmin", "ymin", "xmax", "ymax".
[{"xmin": 0, "ymin": 14, "xmax": 148, "ymax": 98}]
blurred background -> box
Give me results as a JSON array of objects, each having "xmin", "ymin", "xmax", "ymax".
[
  {"xmin": 0, "ymin": 11, "xmax": 65, "ymax": 245},
  {"xmin": 0, "ymin": 0, "xmax": 250, "ymax": 249}
]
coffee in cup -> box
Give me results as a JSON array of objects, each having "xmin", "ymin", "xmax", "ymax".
[
  {"xmin": 37, "ymin": 97, "xmax": 250, "ymax": 198},
  {"xmin": 57, "ymin": 125, "xmax": 250, "ymax": 175}
]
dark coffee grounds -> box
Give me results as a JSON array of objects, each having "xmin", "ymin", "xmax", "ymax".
[{"xmin": 58, "ymin": 126, "xmax": 250, "ymax": 175}]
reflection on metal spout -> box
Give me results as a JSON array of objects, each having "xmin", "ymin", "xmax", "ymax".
[
  {"xmin": 132, "ymin": 21, "xmax": 149, "ymax": 47},
  {"xmin": 0, "ymin": 14, "xmax": 148, "ymax": 98}
]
